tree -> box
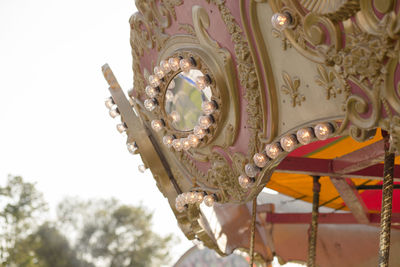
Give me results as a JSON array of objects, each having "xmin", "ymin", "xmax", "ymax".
[
  {"xmin": 0, "ymin": 175, "xmax": 47, "ymax": 265},
  {"xmin": 57, "ymin": 198, "xmax": 174, "ymax": 267},
  {"xmin": 8, "ymin": 223, "xmax": 94, "ymax": 267}
]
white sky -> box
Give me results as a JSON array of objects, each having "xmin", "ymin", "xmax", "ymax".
[{"xmin": 0, "ymin": 1, "xmax": 301, "ymax": 266}]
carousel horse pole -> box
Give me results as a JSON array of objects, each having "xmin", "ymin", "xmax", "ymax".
[
  {"xmin": 307, "ymin": 176, "xmax": 321, "ymax": 267},
  {"xmin": 378, "ymin": 131, "xmax": 395, "ymax": 267}
]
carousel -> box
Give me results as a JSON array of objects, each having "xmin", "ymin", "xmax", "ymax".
[{"xmin": 102, "ymin": 1, "xmax": 400, "ymax": 266}]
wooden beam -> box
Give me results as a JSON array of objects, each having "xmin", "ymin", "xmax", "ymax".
[
  {"xmin": 276, "ymin": 157, "xmax": 400, "ymax": 181},
  {"xmin": 265, "ymin": 212, "xmax": 400, "ymax": 224},
  {"xmin": 330, "ymin": 177, "xmax": 370, "ymax": 224},
  {"xmin": 332, "ymin": 140, "xmax": 385, "ymax": 174}
]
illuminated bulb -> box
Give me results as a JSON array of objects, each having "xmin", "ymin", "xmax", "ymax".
[
  {"xmin": 188, "ymin": 134, "xmax": 200, "ymax": 147},
  {"xmin": 168, "ymin": 80, "xmax": 175, "ymax": 89},
  {"xmin": 165, "ymin": 90, "xmax": 174, "ymax": 102},
  {"xmin": 109, "ymin": 107, "xmax": 120, "ymax": 118},
  {"xmin": 280, "ymin": 135, "xmax": 297, "ymax": 152},
  {"xmin": 204, "ymin": 195, "xmax": 216, "ymax": 207},
  {"xmin": 154, "ymin": 66, "xmax": 164, "ymax": 79},
  {"xmin": 151, "ymin": 120, "xmax": 164, "ymax": 132},
  {"xmin": 172, "ymin": 139, "xmax": 183, "ymax": 151},
  {"xmin": 179, "ymin": 58, "xmax": 193, "ymax": 72},
  {"xmin": 163, "ymin": 135, "xmax": 174, "ymax": 148},
  {"xmin": 245, "ymin": 163, "xmax": 259, "ymax": 178},
  {"xmin": 127, "ymin": 142, "xmax": 138, "ymax": 154},
  {"xmin": 195, "ymin": 76, "xmax": 210, "ymax": 90},
  {"xmin": 196, "ymin": 192, "xmax": 204, "ymax": 203},
  {"xmin": 145, "ymin": 85, "xmax": 158, "ymax": 98},
  {"xmin": 160, "ymin": 60, "xmax": 171, "ymax": 73},
  {"xmin": 175, "ymin": 202, "xmax": 185, "ymax": 213},
  {"xmin": 297, "ymin": 128, "xmax": 314, "ymax": 145},
  {"xmin": 170, "ymin": 111, "xmax": 181, "ymax": 122},
  {"xmin": 168, "ymin": 57, "xmax": 180, "ymax": 71},
  {"xmin": 182, "ymin": 138, "xmax": 191, "ymax": 151},
  {"xmin": 253, "ymin": 153, "xmax": 268, "ymax": 168},
  {"xmin": 188, "ymin": 192, "xmax": 197, "ymax": 204},
  {"xmin": 144, "ymin": 99, "xmax": 157, "ymax": 111},
  {"xmin": 148, "ymin": 75, "xmax": 160, "ymax": 87},
  {"xmin": 271, "ymin": 12, "xmax": 292, "ymax": 31},
  {"xmin": 116, "ymin": 123, "xmax": 127, "ymax": 133},
  {"xmin": 198, "ymin": 115, "xmax": 213, "ymax": 129},
  {"xmin": 314, "ymin": 123, "xmax": 333, "ymax": 140},
  {"xmin": 201, "ymin": 101, "xmax": 217, "ymax": 115},
  {"xmin": 105, "ymin": 97, "xmax": 115, "ymax": 109},
  {"xmin": 184, "ymin": 192, "xmax": 192, "ymax": 203},
  {"xmin": 238, "ymin": 174, "xmax": 254, "ymax": 189},
  {"xmin": 138, "ymin": 164, "xmax": 146, "ymax": 173},
  {"xmin": 265, "ymin": 143, "xmax": 281, "ymax": 159},
  {"xmin": 194, "ymin": 126, "xmax": 207, "ymax": 138}
]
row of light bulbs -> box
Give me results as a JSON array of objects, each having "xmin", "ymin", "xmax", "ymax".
[
  {"xmin": 175, "ymin": 191, "xmax": 218, "ymax": 212},
  {"xmin": 238, "ymin": 122, "xmax": 335, "ymax": 189},
  {"xmin": 105, "ymin": 96, "xmax": 148, "ymax": 173}
]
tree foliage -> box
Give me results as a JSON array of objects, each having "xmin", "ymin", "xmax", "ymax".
[
  {"xmin": 0, "ymin": 176, "xmax": 174, "ymax": 267},
  {"xmin": 57, "ymin": 198, "xmax": 173, "ymax": 267}
]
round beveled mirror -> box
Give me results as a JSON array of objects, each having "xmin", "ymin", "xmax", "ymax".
[{"xmin": 165, "ymin": 69, "xmax": 212, "ymax": 131}]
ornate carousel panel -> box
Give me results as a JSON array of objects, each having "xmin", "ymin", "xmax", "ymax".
[{"xmin": 102, "ymin": 0, "xmax": 400, "ymax": 266}]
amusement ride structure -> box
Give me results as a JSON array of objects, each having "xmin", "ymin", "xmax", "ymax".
[{"xmin": 102, "ymin": 1, "xmax": 400, "ymax": 266}]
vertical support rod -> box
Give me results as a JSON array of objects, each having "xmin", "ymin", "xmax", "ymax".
[
  {"xmin": 249, "ymin": 197, "xmax": 257, "ymax": 267},
  {"xmin": 378, "ymin": 132, "xmax": 395, "ymax": 267},
  {"xmin": 307, "ymin": 176, "xmax": 321, "ymax": 267}
]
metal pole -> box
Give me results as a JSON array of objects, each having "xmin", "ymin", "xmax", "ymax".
[
  {"xmin": 307, "ymin": 176, "xmax": 321, "ymax": 267},
  {"xmin": 378, "ymin": 133, "xmax": 395, "ymax": 267},
  {"xmin": 249, "ymin": 197, "xmax": 257, "ymax": 267}
]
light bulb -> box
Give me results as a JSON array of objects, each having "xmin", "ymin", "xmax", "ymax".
[
  {"xmin": 165, "ymin": 90, "xmax": 174, "ymax": 102},
  {"xmin": 196, "ymin": 192, "xmax": 204, "ymax": 203},
  {"xmin": 168, "ymin": 57, "xmax": 180, "ymax": 71},
  {"xmin": 168, "ymin": 80, "xmax": 175, "ymax": 89},
  {"xmin": 175, "ymin": 201, "xmax": 185, "ymax": 212},
  {"xmin": 265, "ymin": 143, "xmax": 281, "ymax": 159},
  {"xmin": 188, "ymin": 192, "xmax": 197, "ymax": 204},
  {"xmin": 201, "ymin": 101, "xmax": 217, "ymax": 115},
  {"xmin": 145, "ymin": 86, "xmax": 158, "ymax": 98},
  {"xmin": 170, "ymin": 111, "xmax": 180, "ymax": 122},
  {"xmin": 138, "ymin": 164, "xmax": 146, "ymax": 173},
  {"xmin": 109, "ymin": 107, "xmax": 120, "ymax": 118},
  {"xmin": 198, "ymin": 116, "xmax": 213, "ymax": 129},
  {"xmin": 271, "ymin": 12, "xmax": 292, "ymax": 31},
  {"xmin": 280, "ymin": 135, "xmax": 297, "ymax": 152},
  {"xmin": 127, "ymin": 142, "xmax": 138, "ymax": 154},
  {"xmin": 238, "ymin": 174, "xmax": 254, "ymax": 189},
  {"xmin": 188, "ymin": 134, "xmax": 200, "ymax": 147},
  {"xmin": 314, "ymin": 123, "xmax": 333, "ymax": 140},
  {"xmin": 179, "ymin": 58, "xmax": 193, "ymax": 73},
  {"xmin": 163, "ymin": 135, "xmax": 174, "ymax": 147},
  {"xmin": 194, "ymin": 126, "xmax": 207, "ymax": 138},
  {"xmin": 182, "ymin": 138, "xmax": 191, "ymax": 151},
  {"xmin": 172, "ymin": 139, "xmax": 183, "ymax": 151},
  {"xmin": 144, "ymin": 99, "xmax": 157, "ymax": 111},
  {"xmin": 151, "ymin": 120, "xmax": 164, "ymax": 132},
  {"xmin": 154, "ymin": 66, "xmax": 164, "ymax": 79},
  {"xmin": 253, "ymin": 153, "xmax": 268, "ymax": 168},
  {"xmin": 195, "ymin": 76, "xmax": 210, "ymax": 90},
  {"xmin": 245, "ymin": 163, "xmax": 259, "ymax": 178},
  {"xmin": 297, "ymin": 128, "xmax": 314, "ymax": 145},
  {"xmin": 160, "ymin": 60, "xmax": 171, "ymax": 73},
  {"xmin": 116, "ymin": 123, "xmax": 127, "ymax": 133},
  {"xmin": 204, "ymin": 195, "xmax": 215, "ymax": 207},
  {"xmin": 148, "ymin": 75, "xmax": 160, "ymax": 87},
  {"xmin": 105, "ymin": 97, "xmax": 115, "ymax": 109}
]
